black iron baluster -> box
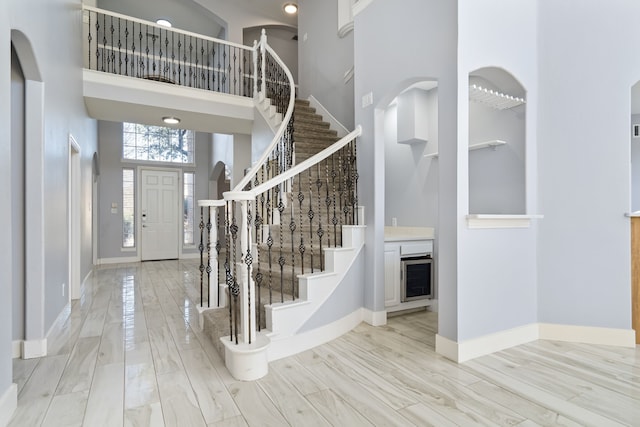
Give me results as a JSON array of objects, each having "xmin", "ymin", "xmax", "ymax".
[
  {"xmin": 246, "ymin": 205, "xmax": 253, "ymax": 344},
  {"xmin": 266, "ymin": 189, "xmax": 273, "ymax": 305},
  {"xmin": 308, "ymin": 168, "xmax": 315, "ymax": 273},
  {"xmin": 233, "ymin": 47, "xmax": 237, "ymax": 95},
  {"xmin": 125, "ymin": 21, "xmax": 129, "ymax": 76},
  {"xmin": 138, "ymin": 25, "xmax": 143, "ymax": 77},
  {"xmin": 289, "ymin": 192, "xmax": 296, "ymax": 299},
  {"xmin": 171, "ymin": 30, "xmax": 176, "ymax": 83},
  {"xmin": 298, "ymin": 177, "xmax": 305, "ymax": 277},
  {"xmin": 101, "ymin": 13, "xmax": 106, "ymax": 72},
  {"xmin": 88, "ymin": 11, "xmax": 92, "ymax": 70},
  {"xmin": 201, "ymin": 41, "xmax": 206, "ymax": 89},
  {"xmin": 230, "ymin": 205, "xmax": 239, "ymax": 344},
  {"xmin": 225, "ymin": 201, "xmax": 232, "ymax": 341},
  {"xmin": 145, "ymin": 24, "xmax": 150, "ymax": 78},
  {"xmin": 325, "ymin": 163, "xmax": 331, "ymax": 248},
  {"xmin": 217, "ymin": 43, "xmax": 221, "ymax": 92},
  {"xmin": 188, "ymin": 35, "xmax": 193, "ymax": 87},
  {"xmin": 163, "ymin": 30, "xmax": 169, "ymax": 80},
  {"xmin": 109, "ymin": 15, "xmax": 115, "ymax": 73},
  {"xmin": 199, "ymin": 206, "xmax": 205, "ymax": 307},
  {"xmin": 338, "ymin": 149, "xmax": 344, "ymax": 247},
  {"xmin": 215, "ymin": 207, "xmax": 221, "ymax": 307},
  {"xmin": 254, "ymin": 195, "xmax": 263, "ymax": 331},
  {"xmin": 353, "ymin": 140, "xmax": 359, "ymax": 225},
  {"xmin": 277, "ymin": 191, "xmax": 285, "ymax": 303},
  {"xmin": 331, "ymin": 154, "xmax": 338, "ymax": 247},
  {"xmin": 316, "ymin": 164, "xmax": 324, "ymax": 271},
  {"xmin": 206, "ymin": 207, "xmax": 212, "ymax": 308},
  {"xmin": 151, "ymin": 26, "xmax": 156, "ymax": 77}
]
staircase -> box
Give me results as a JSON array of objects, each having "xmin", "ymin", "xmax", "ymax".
[{"xmin": 201, "ymin": 98, "xmax": 345, "ymax": 357}]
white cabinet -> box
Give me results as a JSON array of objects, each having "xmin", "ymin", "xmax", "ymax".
[{"xmin": 384, "ymin": 243, "xmax": 400, "ymax": 307}]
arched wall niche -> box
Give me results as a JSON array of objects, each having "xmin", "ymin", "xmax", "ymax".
[{"xmin": 468, "ymin": 66, "xmax": 526, "ymax": 215}]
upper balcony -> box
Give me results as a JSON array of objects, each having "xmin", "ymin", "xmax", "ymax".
[{"xmin": 82, "ymin": 5, "xmax": 258, "ymax": 133}]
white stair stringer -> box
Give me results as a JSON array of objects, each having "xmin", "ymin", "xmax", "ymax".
[
  {"xmin": 263, "ymin": 225, "xmax": 366, "ymax": 361},
  {"xmin": 255, "ymin": 93, "xmax": 282, "ymax": 132}
]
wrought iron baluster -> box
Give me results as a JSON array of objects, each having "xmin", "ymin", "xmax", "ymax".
[
  {"xmin": 230, "ymin": 204, "xmax": 239, "ymax": 344},
  {"xmin": 101, "ymin": 13, "xmax": 106, "ymax": 72},
  {"xmin": 125, "ymin": 20, "xmax": 130, "ymax": 76},
  {"xmin": 245, "ymin": 205, "xmax": 253, "ymax": 344},
  {"xmin": 353, "ymin": 140, "xmax": 360, "ymax": 225},
  {"xmin": 331, "ymin": 154, "xmax": 338, "ymax": 247},
  {"xmin": 138, "ymin": 25, "xmax": 143, "ymax": 77},
  {"xmin": 225, "ymin": 201, "xmax": 232, "ymax": 341},
  {"xmin": 88, "ymin": 11, "xmax": 92, "ymax": 70},
  {"xmin": 171, "ymin": 31, "xmax": 176, "ymax": 83},
  {"xmin": 277, "ymin": 191, "xmax": 285, "ymax": 303},
  {"xmin": 109, "ymin": 15, "xmax": 114, "ymax": 73},
  {"xmin": 151, "ymin": 26, "xmax": 156, "ymax": 76},
  {"xmin": 199, "ymin": 207, "xmax": 205, "ymax": 307},
  {"xmin": 325, "ymin": 163, "xmax": 331, "ymax": 247},
  {"xmin": 215, "ymin": 207, "xmax": 221, "ymax": 307},
  {"xmin": 289, "ymin": 192, "xmax": 296, "ymax": 299},
  {"xmin": 117, "ymin": 18, "xmax": 122, "ymax": 75},
  {"xmin": 266, "ymin": 190, "xmax": 273, "ymax": 305},
  {"xmin": 308, "ymin": 168, "xmax": 315, "ymax": 273},
  {"xmin": 298, "ymin": 177, "xmax": 305, "ymax": 277},
  {"xmin": 163, "ymin": 30, "xmax": 169, "ymax": 80},
  {"xmin": 206, "ymin": 207, "xmax": 212, "ymax": 308},
  {"xmin": 316, "ymin": 164, "xmax": 324, "ymax": 271},
  {"xmin": 254, "ymin": 195, "xmax": 263, "ymax": 330}
]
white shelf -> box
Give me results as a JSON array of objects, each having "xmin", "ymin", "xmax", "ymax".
[
  {"xmin": 423, "ymin": 140, "xmax": 507, "ymax": 159},
  {"xmin": 469, "ymin": 84, "xmax": 525, "ymax": 110},
  {"xmin": 466, "ymin": 214, "xmax": 543, "ymax": 229}
]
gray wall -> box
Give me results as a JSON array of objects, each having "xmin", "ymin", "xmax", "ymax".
[
  {"xmin": 1, "ymin": 0, "xmax": 98, "ymax": 409},
  {"xmin": 537, "ymin": 0, "xmax": 636, "ymax": 329},
  {"xmin": 298, "ymin": 0, "xmax": 354, "ymax": 129},
  {"xmin": 97, "ymin": 121, "xmax": 211, "ymax": 259},
  {"xmin": 354, "ymin": 0, "xmax": 459, "ymax": 339},
  {"xmin": 97, "ymin": 0, "xmax": 226, "ymax": 39}
]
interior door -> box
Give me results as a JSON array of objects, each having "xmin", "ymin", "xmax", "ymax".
[{"xmin": 141, "ymin": 169, "xmax": 179, "ymax": 261}]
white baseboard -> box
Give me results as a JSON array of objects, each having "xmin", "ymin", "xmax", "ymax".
[
  {"xmin": 539, "ymin": 323, "xmax": 636, "ymax": 348},
  {"xmin": 97, "ymin": 256, "xmax": 139, "ymax": 265},
  {"xmin": 436, "ymin": 322, "xmax": 636, "ymax": 363},
  {"xmin": 12, "ymin": 341, "xmax": 21, "ymax": 359},
  {"xmin": 362, "ymin": 308, "xmax": 386, "ymax": 326},
  {"xmin": 22, "ymin": 338, "xmax": 47, "ymax": 359},
  {"xmin": 180, "ymin": 252, "xmax": 201, "ymax": 260},
  {"xmin": 0, "ymin": 383, "xmax": 17, "ymax": 427},
  {"xmin": 267, "ymin": 308, "xmax": 364, "ymax": 361}
]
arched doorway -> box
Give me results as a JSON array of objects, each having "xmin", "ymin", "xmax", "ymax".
[{"xmin": 11, "ymin": 30, "xmax": 47, "ymax": 359}]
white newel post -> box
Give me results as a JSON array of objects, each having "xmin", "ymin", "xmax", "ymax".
[{"xmin": 260, "ymin": 29, "xmax": 267, "ymax": 96}]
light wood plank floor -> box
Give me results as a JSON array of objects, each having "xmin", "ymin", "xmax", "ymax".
[{"xmin": 10, "ymin": 260, "xmax": 640, "ymax": 426}]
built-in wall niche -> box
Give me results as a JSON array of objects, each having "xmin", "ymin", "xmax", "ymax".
[{"xmin": 468, "ymin": 67, "xmax": 526, "ymax": 216}]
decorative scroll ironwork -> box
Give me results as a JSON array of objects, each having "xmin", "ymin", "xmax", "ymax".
[{"xmin": 83, "ymin": 7, "xmax": 255, "ymax": 97}]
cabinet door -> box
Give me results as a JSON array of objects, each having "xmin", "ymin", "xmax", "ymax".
[{"xmin": 384, "ymin": 245, "xmax": 401, "ymax": 307}]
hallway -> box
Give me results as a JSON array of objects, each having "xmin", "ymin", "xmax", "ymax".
[{"xmin": 9, "ymin": 260, "xmax": 640, "ymax": 426}]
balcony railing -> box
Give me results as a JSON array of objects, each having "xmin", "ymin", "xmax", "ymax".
[{"xmin": 83, "ymin": 5, "xmax": 255, "ymax": 97}]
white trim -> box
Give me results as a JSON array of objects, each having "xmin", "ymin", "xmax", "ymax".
[
  {"xmin": 267, "ymin": 308, "xmax": 365, "ymax": 361},
  {"xmin": 436, "ymin": 323, "xmax": 636, "ymax": 364},
  {"xmin": 0, "ymin": 384, "xmax": 17, "ymax": 427},
  {"xmin": 97, "ymin": 256, "xmax": 140, "ymax": 265},
  {"xmin": 466, "ymin": 214, "xmax": 544, "ymax": 229},
  {"xmin": 179, "ymin": 252, "xmax": 201, "ymax": 260},
  {"xmin": 539, "ymin": 323, "xmax": 636, "ymax": 348},
  {"xmin": 362, "ymin": 308, "xmax": 387, "ymax": 326},
  {"xmin": 22, "ymin": 338, "xmax": 47, "ymax": 359},
  {"xmin": 69, "ymin": 134, "xmax": 81, "ymax": 300},
  {"xmin": 435, "ymin": 334, "xmax": 459, "ymax": 362},
  {"xmin": 353, "ymin": 0, "xmax": 374, "ymax": 17},
  {"xmin": 12, "ymin": 341, "xmax": 22, "ymax": 359}
]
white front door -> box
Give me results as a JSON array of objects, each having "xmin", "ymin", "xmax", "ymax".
[{"xmin": 141, "ymin": 169, "xmax": 179, "ymax": 261}]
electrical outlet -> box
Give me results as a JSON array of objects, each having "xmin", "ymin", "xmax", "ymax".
[{"xmin": 62, "ymin": 283, "xmax": 65, "ymax": 297}]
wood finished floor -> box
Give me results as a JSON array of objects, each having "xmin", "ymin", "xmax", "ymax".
[{"xmin": 9, "ymin": 260, "xmax": 640, "ymax": 426}]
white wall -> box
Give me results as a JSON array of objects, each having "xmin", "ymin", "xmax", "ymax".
[
  {"xmin": 456, "ymin": 0, "xmax": 538, "ymax": 340},
  {"xmin": 537, "ymin": 0, "xmax": 637, "ymax": 330}
]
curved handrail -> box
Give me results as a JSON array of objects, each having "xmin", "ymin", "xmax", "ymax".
[
  {"xmin": 243, "ymin": 125, "xmax": 362, "ymax": 198},
  {"xmin": 232, "ymin": 33, "xmax": 296, "ymax": 192}
]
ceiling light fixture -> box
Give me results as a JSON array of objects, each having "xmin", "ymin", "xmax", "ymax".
[
  {"xmin": 162, "ymin": 116, "xmax": 180, "ymax": 125},
  {"xmin": 156, "ymin": 19, "xmax": 172, "ymax": 28},
  {"xmin": 283, "ymin": 3, "xmax": 298, "ymax": 14}
]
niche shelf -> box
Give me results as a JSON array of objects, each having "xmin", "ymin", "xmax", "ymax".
[
  {"xmin": 469, "ymin": 84, "xmax": 525, "ymax": 110},
  {"xmin": 423, "ymin": 140, "xmax": 507, "ymax": 159}
]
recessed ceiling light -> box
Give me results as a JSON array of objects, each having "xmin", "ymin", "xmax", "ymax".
[
  {"xmin": 162, "ymin": 116, "xmax": 180, "ymax": 125},
  {"xmin": 156, "ymin": 19, "xmax": 172, "ymax": 28},
  {"xmin": 283, "ymin": 3, "xmax": 298, "ymax": 14}
]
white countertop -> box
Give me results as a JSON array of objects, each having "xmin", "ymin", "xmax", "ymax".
[{"xmin": 384, "ymin": 226, "xmax": 435, "ymax": 242}]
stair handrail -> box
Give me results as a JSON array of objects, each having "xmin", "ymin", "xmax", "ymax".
[
  {"xmin": 233, "ymin": 29, "xmax": 296, "ymax": 192},
  {"xmin": 231, "ymin": 125, "xmax": 363, "ymax": 199}
]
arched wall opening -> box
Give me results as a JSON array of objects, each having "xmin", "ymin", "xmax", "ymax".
[
  {"xmin": 11, "ymin": 30, "xmax": 47, "ymax": 359},
  {"xmin": 468, "ymin": 67, "xmax": 526, "ymax": 215}
]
